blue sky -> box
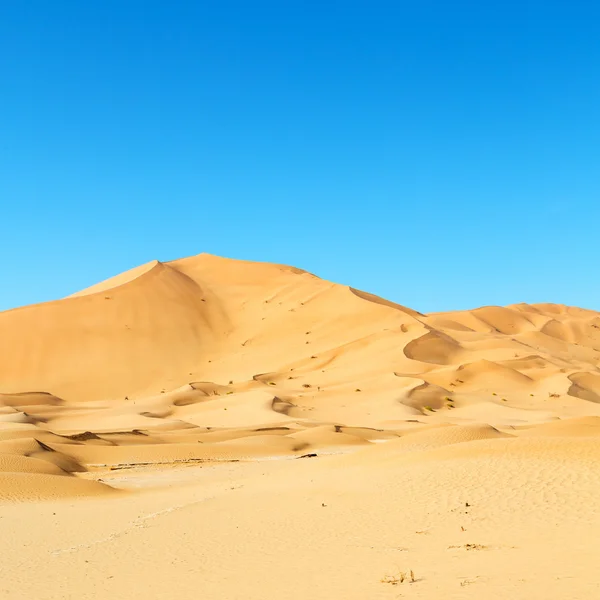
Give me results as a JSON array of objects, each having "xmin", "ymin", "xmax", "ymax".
[{"xmin": 1, "ymin": 1, "xmax": 598, "ymax": 313}]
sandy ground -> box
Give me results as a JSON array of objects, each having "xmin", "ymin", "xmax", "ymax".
[{"xmin": 1, "ymin": 253, "xmax": 600, "ymax": 598}]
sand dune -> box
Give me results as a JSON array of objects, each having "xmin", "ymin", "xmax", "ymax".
[{"xmin": 1, "ymin": 253, "xmax": 600, "ymax": 598}]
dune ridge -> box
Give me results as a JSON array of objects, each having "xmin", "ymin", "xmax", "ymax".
[{"xmin": 1, "ymin": 252, "xmax": 599, "ymax": 478}]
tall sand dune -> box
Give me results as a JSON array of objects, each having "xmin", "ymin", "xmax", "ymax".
[{"xmin": 1, "ymin": 253, "xmax": 600, "ymax": 598}]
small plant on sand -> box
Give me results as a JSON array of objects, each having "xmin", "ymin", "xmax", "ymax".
[
  {"xmin": 355, "ymin": 388, "xmax": 362, "ymax": 392},
  {"xmin": 268, "ymin": 382, "xmax": 276, "ymax": 386},
  {"xmin": 302, "ymin": 383, "xmax": 311, "ymax": 388},
  {"xmin": 381, "ymin": 570, "xmax": 415, "ymax": 585},
  {"xmin": 492, "ymin": 392, "xmax": 497, "ymax": 396},
  {"xmin": 424, "ymin": 405, "xmax": 435, "ymax": 412},
  {"xmin": 549, "ymin": 392, "xmax": 560, "ymax": 398}
]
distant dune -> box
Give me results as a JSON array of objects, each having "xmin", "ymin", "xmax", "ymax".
[{"xmin": 1, "ymin": 253, "xmax": 600, "ymax": 599}]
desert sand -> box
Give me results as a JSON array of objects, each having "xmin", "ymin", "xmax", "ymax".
[{"xmin": 1, "ymin": 253, "xmax": 599, "ymax": 599}]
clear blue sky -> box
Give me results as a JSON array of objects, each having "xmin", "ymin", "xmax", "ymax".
[{"xmin": 1, "ymin": 1, "xmax": 598, "ymax": 313}]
